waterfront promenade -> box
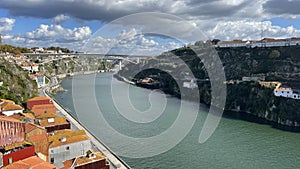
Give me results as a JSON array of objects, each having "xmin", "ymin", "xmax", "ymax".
[{"xmin": 42, "ymin": 90, "xmax": 130, "ymax": 169}]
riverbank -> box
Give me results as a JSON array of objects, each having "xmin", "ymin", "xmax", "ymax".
[
  {"xmin": 43, "ymin": 78, "xmax": 131, "ymax": 169},
  {"xmin": 114, "ymin": 73, "xmax": 300, "ymax": 132}
]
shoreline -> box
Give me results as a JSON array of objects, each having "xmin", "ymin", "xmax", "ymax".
[
  {"xmin": 114, "ymin": 73, "xmax": 300, "ymax": 132},
  {"xmin": 43, "ymin": 79, "xmax": 131, "ymax": 169}
]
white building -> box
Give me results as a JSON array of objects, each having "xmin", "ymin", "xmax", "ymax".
[
  {"xmin": 29, "ymin": 74, "xmax": 46, "ymax": 88},
  {"xmin": 0, "ymin": 99, "xmax": 24, "ymax": 116},
  {"xmin": 183, "ymin": 79, "xmax": 198, "ymax": 89},
  {"xmin": 274, "ymin": 87, "xmax": 300, "ymax": 100},
  {"xmin": 218, "ymin": 37, "xmax": 300, "ymax": 48}
]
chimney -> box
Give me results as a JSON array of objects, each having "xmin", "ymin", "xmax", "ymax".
[{"xmin": 60, "ymin": 137, "xmax": 67, "ymax": 142}]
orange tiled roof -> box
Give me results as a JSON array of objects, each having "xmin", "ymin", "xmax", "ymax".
[
  {"xmin": 39, "ymin": 116, "xmax": 69, "ymax": 127},
  {"xmin": 27, "ymin": 96, "xmax": 52, "ymax": 102},
  {"xmin": 36, "ymin": 112, "xmax": 57, "ymax": 119},
  {"xmin": 9, "ymin": 113, "xmax": 35, "ymax": 121},
  {"xmin": 25, "ymin": 123, "xmax": 45, "ymax": 133},
  {"xmin": 31, "ymin": 104, "xmax": 56, "ymax": 116},
  {"xmin": 4, "ymin": 141, "xmax": 31, "ymax": 151},
  {"xmin": 0, "ymin": 115, "xmax": 22, "ymax": 123},
  {"xmin": 2, "ymin": 156, "xmax": 56, "ymax": 169},
  {"xmin": 48, "ymin": 129, "xmax": 89, "ymax": 148},
  {"xmin": 74, "ymin": 151, "xmax": 107, "ymax": 166},
  {"xmin": 1, "ymin": 102, "xmax": 23, "ymax": 111},
  {"xmin": 0, "ymin": 99, "xmax": 15, "ymax": 104}
]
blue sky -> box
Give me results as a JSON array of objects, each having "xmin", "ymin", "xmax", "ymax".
[{"xmin": 0, "ymin": 0, "xmax": 300, "ymax": 55}]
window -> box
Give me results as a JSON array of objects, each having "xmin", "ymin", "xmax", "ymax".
[
  {"xmin": 50, "ymin": 157, "xmax": 54, "ymax": 164},
  {"xmin": 8, "ymin": 157, "xmax": 12, "ymax": 164},
  {"xmin": 80, "ymin": 150, "xmax": 84, "ymax": 155},
  {"xmin": 50, "ymin": 149, "xmax": 54, "ymax": 153},
  {"xmin": 66, "ymin": 146, "xmax": 70, "ymax": 150}
]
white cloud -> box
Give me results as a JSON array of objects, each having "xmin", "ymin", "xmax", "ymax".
[
  {"xmin": 208, "ymin": 20, "xmax": 300, "ymax": 40},
  {"xmin": 0, "ymin": 17, "xmax": 15, "ymax": 33},
  {"xmin": 25, "ymin": 24, "xmax": 91, "ymax": 42},
  {"xmin": 52, "ymin": 14, "xmax": 69, "ymax": 24}
]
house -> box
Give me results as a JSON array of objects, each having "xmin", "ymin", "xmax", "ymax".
[
  {"xmin": 21, "ymin": 64, "xmax": 39, "ymax": 73},
  {"xmin": 39, "ymin": 116, "xmax": 71, "ymax": 133},
  {"xmin": 0, "ymin": 99, "xmax": 24, "ymax": 116},
  {"xmin": 274, "ymin": 85, "xmax": 300, "ymax": 100},
  {"xmin": 62, "ymin": 150, "xmax": 110, "ymax": 169},
  {"xmin": 0, "ymin": 141, "xmax": 35, "ymax": 166},
  {"xmin": 48, "ymin": 129, "xmax": 92, "ymax": 168},
  {"xmin": 29, "ymin": 74, "xmax": 46, "ymax": 88},
  {"xmin": 31, "ymin": 104, "xmax": 57, "ymax": 117},
  {"xmin": 217, "ymin": 37, "xmax": 300, "ymax": 48},
  {"xmin": 2, "ymin": 155, "xmax": 56, "ymax": 169},
  {"xmin": 9, "ymin": 113, "xmax": 35, "ymax": 123},
  {"xmin": 27, "ymin": 96, "xmax": 53, "ymax": 109},
  {"xmin": 25, "ymin": 123, "xmax": 49, "ymax": 160},
  {"xmin": 0, "ymin": 116, "xmax": 25, "ymax": 147},
  {"xmin": 183, "ymin": 79, "xmax": 198, "ymax": 89}
]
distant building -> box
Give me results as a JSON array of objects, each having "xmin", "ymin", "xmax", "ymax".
[
  {"xmin": 2, "ymin": 155, "xmax": 56, "ymax": 169},
  {"xmin": 0, "ymin": 99, "xmax": 24, "ymax": 116},
  {"xmin": 27, "ymin": 96, "xmax": 53, "ymax": 109},
  {"xmin": 274, "ymin": 87, "xmax": 300, "ymax": 99},
  {"xmin": 183, "ymin": 79, "xmax": 198, "ymax": 89},
  {"xmin": 0, "ymin": 141, "xmax": 35, "ymax": 166},
  {"xmin": 62, "ymin": 150, "xmax": 110, "ymax": 169},
  {"xmin": 29, "ymin": 74, "xmax": 46, "ymax": 88},
  {"xmin": 21, "ymin": 64, "xmax": 39, "ymax": 72},
  {"xmin": 39, "ymin": 116, "xmax": 71, "ymax": 133},
  {"xmin": 217, "ymin": 37, "xmax": 300, "ymax": 48},
  {"xmin": 242, "ymin": 76, "xmax": 265, "ymax": 82},
  {"xmin": 0, "ymin": 116, "xmax": 25, "ymax": 147},
  {"xmin": 48, "ymin": 129, "xmax": 92, "ymax": 168}
]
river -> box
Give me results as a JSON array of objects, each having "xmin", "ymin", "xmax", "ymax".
[{"xmin": 54, "ymin": 72, "xmax": 300, "ymax": 169}]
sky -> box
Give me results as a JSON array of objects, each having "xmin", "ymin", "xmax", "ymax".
[{"xmin": 0, "ymin": 0, "xmax": 300, "ymax": 55}]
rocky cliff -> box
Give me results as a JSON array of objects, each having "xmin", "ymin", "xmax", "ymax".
[{"xmin": 117, "ymin": 45, "xmax": 300, "ymax": 130}]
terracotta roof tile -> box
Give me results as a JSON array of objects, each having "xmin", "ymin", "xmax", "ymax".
[
  {"xmin": 2, "ymin": 156, "xmax": 56, "ymax": 169},
  {"xmin": 0, "ymin": 115, "xmax": 22, "ymax": 123},
  {"xmin": 1, "ymin": 102, "xmax": 23, "ymax": 111},
  {"xmin": 27, "ymin": 96, "xmax": 52, "ymax": 102},
  {"xmin": 49, "ymin": 129, "xmax": 89, "ymax": 148},
  {"xmin": 74, "ymin": 152, "xmax": 107, "ymax": 166},
  {"xmin": 39, "ymin": 116, "xmax": 69, "ymax": 127},
  {"xmin": 25, "ymin": 123, "xmax": 45, "ymax": 133}
]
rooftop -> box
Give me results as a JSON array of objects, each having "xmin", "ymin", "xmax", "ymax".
[
  {"xmin": 2, "ymin": 156, "xmax": 56, "ymax": 169},
  {"xmin": 9, "ymin": 113, "xmax": 35, "ymax": 121},
  {"xmin": 25, "ymin": 123, "xmax": 45, "ymax": 133},
  {"xmin": 62, "ymin": 151, "xmax": 107, "ymax": 168},
  {"xmin": 2, "ymin": 141, "xmax": 32, "ymax": 151},
  {"xmin": 48, "ymin": 129, "xmax": 89, "ymax": 148},
  {"xmin": 1, "ymin": 102, "xmax": 23, "ymax": 111},
  {"xmin": 27, "ymin": 96, "xmax": 52, "ymax": 102},
  {"xmin": 39, "ymin": 116, "xmax": 69, "ymax": 127},
  {"xmin": 0, "ymin": 115, "xmax": 22, "ymax": 123}
]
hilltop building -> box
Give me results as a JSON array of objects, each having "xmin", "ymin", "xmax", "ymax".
[{"xmin": 217, "ymin": 37, "xmax": 300, "ymax": 48}]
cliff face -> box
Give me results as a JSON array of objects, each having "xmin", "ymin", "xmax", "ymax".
[
  {"xmin": 0, "ymin": 58, "xmax": 38, "ymax": 104},
  {"xmin": 118, "ymin": 45, "xmax": 300, "ymax": 129}
]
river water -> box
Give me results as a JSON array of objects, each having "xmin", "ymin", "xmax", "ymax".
[{"xmin": 54, "ymin": 72, "xmax": 300, "ymax": 169}]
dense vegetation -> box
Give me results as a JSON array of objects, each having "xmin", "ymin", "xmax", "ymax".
[
  {"xmin": 0, "ymin": 58, "xmax": 38, "ymax": 105},
  {"xmin": 0, "ymin": 44, "xmax": 31, "ymax": 54},
  {"xmin": 118, "ymin": 45, "xmax": 300, "ymax": 129}
]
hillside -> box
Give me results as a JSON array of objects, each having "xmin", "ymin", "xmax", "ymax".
[
  {"xmin": 117, "ymin": 45, "xmax": 300, "ymax": 130},
  {"xmin": 0, "ymin": 58, "xmax": 38, "ymax": 105}
]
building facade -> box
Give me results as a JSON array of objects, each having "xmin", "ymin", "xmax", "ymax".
[
  {"xmin": 48, "ymin": 130, "xmax": 92, "ymax": 168},
  {"xmin": 27, "ymin": 96, "xmax": 53, "ymax": 109},
  {"xmin": 0, "ymin": 116, "xmax": 25, "ymax": 147}
]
